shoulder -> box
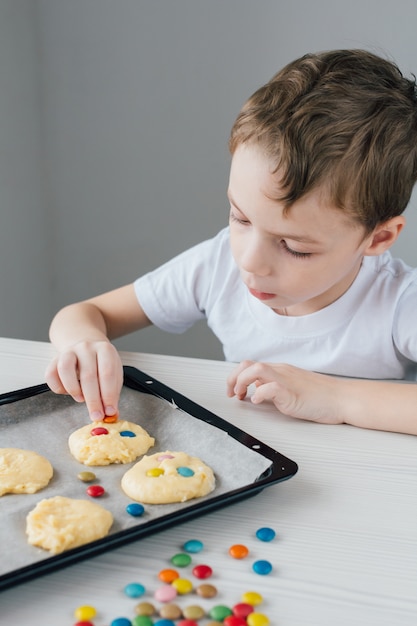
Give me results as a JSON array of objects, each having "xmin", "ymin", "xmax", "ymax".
[{"xmin": 362, "ymin": 251, "xmax": 417, "ymax": 290}]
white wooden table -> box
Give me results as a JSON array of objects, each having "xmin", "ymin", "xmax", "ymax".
[{"xmin": 1, "ymin": 337, "xmax": 416, "ymax": 626}]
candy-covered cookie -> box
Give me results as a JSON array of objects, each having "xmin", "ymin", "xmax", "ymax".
[
  {"xmin": 68, "ymin": 420, "xmax": 155, "ymax": 466},
  {"xmin": 121, "ymin": 450, "xmax": 215, "ymax": 504}
]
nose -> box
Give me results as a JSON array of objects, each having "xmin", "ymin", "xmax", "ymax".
[{"xmin": 239, "ymin": 236, "xmax": 271, "ymax": 277}]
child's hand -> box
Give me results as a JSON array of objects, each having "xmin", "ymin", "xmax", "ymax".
[
  {"xmin": 45, "ymin": 340, "xmax": 124, "ymax": 422},
  {"xmin": 227, "ymin": 360, "xmax": 345, "ymax": 425}
]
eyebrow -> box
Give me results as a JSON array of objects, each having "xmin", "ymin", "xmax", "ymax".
[{"xmin": 227, "ymin": 190, "xmax": 323, "ymax": 245}]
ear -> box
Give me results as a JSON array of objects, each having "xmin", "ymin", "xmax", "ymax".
[{"xmin": 363, "ymin": 216, "xmax": 406, "ymax": 256}]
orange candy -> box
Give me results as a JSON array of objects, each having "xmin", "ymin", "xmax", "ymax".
[
  {"xmin": 228, "ymin": 544, "xmax": 249, "ymax": 559},
  {"xmin": 103, "ymin": 413, "xmax": 119, "ymax": 423},
  {"xmin": 158, "ymin": 568, "xmax": 180, "ymax": 583}
]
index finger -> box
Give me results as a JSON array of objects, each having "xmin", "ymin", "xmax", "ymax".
[
  {"xmin": 94, "ymin": 343, "xmax": 124, "ymax": 421},
  {"xmin": 226, "ymin": 360, "xmax": 256, "ymax": 399}
]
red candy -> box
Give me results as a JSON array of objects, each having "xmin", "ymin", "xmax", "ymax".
[
  {"xmin": 233, "ymin": 603, "xmax": 254, "ymax": 618},
  {"xmin": 74, "ymin": 622, "xmax": 94, "ymax": 626},
  {"xmin": 224, "ymin": 617, "xmax": 247, "ymax": 626},
  {"xmin": 86, "ymin": 485, "xmax": 105, "ymax": 497},
  {"xmin": 177, "ymin": 621, "xmax": 199, "ymax": 626},
  {"xmin": 90, "ymin": 427, "xmax": 109, "ymax": 436},
  {"xmin": 192, "ymin": 564, "xmax": 213, "ymax": 579}
]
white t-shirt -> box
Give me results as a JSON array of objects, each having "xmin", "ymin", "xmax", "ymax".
[{"xmin": 134, "ymin": 227, "xmax": 417, "ymax": 380}]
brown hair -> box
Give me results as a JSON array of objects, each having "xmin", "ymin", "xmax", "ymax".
[{"xmin": 229, "ymin": 49, "xmax": 417, "ymax": 231}]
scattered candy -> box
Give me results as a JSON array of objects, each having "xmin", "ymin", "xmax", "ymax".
[
  {"xmin": 110, "ymin": 618, "xmax": 132, "ymax": 626},
  {"xmin": 146, "ymin": 468, "xmax": 165, "ymax": 477},
  {"xmin": 224, "ymin": 617, "xmax": 247, "ymax": 626},
  {"xmin": 192, "ymin": 564, "xmax": 212, "ymax": 579},
  {"xmin": 86, "ymin": 484, "xmax": 105, "ymax": 497},
  {"xmin": 182, "ymin": 539, "xmax": 204, "ymax": 553},
  {"xmin": 77, "ymin": 471, "xmax": 96, "ymax": 482},
  {"xmin": 252, "ymin": 560, "xmax": 272, "ymax": 575},
  {"xmin": 171, "ymin": 578, "xmax": 193, "ymax": 595},
  {"xmin": 209, "ymin": 605, "xmax": 233, "ymax": 621},
  {"xmin": 233, "ymin": 602, "xmax": 254, "ymax": 618},
  {"xmin": 132, "ymin": 617, "xmax": 153, "ymax": 626},
  {"xmin": 159, "ymin": 603, "xmax": 182, "ymax": 619},
  {"xmin": 182, "ymin": 605, "xmax": 205, "ymax": 620},
  {"xmin": 246, "ymin": 613, "xmax": 270, "ymax": 626},
  {"xmin": 228, "ymin": 544, "xmax": 249, "ymax": 559},
  {"xmin": 72, "ymin": 530, "xmax": 274, "ymax": 625},
  {"xmin": 196, "ymin": 583, "xmax": 217, "ymax": 598},
  {"xmin": 120, "ymin": 430, "xmax": 136, "ymax": 437},
  {"xmin": 255, "ymin": 527, "xmax": 276, "ymax": 542},
  {"xmin": 124, "ymin": 582, "xmax": 146, "ymax": 598},
  {"xmin": 170, "ymin": 553, "xmax": 192, "ymax": 567},
  {"xmin": 154, "ymin": 584, "xmax": 178, "ymax": 603},
  {"xmin": 90, "ymin": 427, "xmax": 109, "ymax": 436},
  {"xmin": 158, "ymin": 568, "xmax": 180, "ymax": 583},
  {"xmin": 126, "ymin": 503, "xmax": 145, "ymax": 517},
  {"xmin": 241, "ymin": 591, "xmax": 263, "ymax": 606},
  {"xmin": 74, "ymin": 605, "xmax": 97, "ymax": 621},
  {"xmin": 176, "ymin": 467, "xmax": 195, "ymax": 477},
  {"xmin": 134, "ymin": 602, "xmax": 156, "ymax": 616},
  {"xmin": 157, "ymin": 454, "xmax": 175, "ymax": 461}
]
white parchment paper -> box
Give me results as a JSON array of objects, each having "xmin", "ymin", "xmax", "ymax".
[{"xmin": 0, "ymin": 385, "xmax": 271, "ymax": 578}]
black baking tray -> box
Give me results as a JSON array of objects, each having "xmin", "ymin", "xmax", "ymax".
[{"xmin": 0, "ymin": 365, "xmax": 298, "ymax": 591}]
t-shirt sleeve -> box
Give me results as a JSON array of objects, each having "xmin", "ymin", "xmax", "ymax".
[
  {"xmin": 393, "ymin": 280, "xmax": 417, "ymax": 362},
  {"xmin": 133, "ymin": 228, "xmax": 229, "ymax": 334}
]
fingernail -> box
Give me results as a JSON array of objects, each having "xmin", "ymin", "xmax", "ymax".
[
  {"xmin": 91, "ymin": 411, "xmax": 103, "ymax": 422},
  {"xmin": 105, "ymin": 406, "xmax": 117, "ymax": 416}
]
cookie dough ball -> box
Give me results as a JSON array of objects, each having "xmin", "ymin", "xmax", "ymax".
[
  {"xmin": 121, "ymin": 450, "xmax": 215, "ymax": 504},
  {"xmin": 68, "ymin": 420, "xmax": 155, "ymax": 466},
  {"xmin": 0, "ymin": 448, "xmax": 53, "ymax": 496},
  {"xmin": 26, "ymin": 495, "xmax": 113, "ymax": 554}
]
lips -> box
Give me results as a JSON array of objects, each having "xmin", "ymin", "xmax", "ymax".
[{"xmin": 248, "ymin": 287, "xmax": 276, "ymax": 301}]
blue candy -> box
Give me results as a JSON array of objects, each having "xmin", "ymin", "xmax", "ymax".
[
  {"xmin": 126, "ymin": 503, "xmax": 145, "ymax": 517},
  {"xmin": 252, "ymin": 559, "xmax": 273, "ymax": 575},
  {"xmin": 255, "ymin": 527, "xmax": 276, "ymax": 542}
]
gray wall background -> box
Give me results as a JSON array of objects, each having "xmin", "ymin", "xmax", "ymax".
[{"xmin": 1, "ymin": 0, "xmax": 417, "ymax": 360}]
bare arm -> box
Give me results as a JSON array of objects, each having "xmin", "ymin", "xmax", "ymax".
[
  {"xmin": 46, "ymin": 284, "xmax": 151, "ymax": 421},
  {"xmin": 227, "ymin": 361, "xmax": 417, "ymax": 435}
]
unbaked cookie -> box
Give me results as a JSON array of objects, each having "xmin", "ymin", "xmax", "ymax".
[
  {"xmin": 0, "ymin": 448, "xmax": 53, "ymax": 496},
  {"xmin": 68, "ymin": 420, "xmax": 155, "ymax": 466},
  {"xmin": 121, "ymin": 450, "xmax": 216, "ymax": 504},
  {"xmin": 26, "ymin": 495, "xmax": 113, "ymax": 554}
]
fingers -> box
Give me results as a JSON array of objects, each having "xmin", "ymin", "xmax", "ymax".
[
  {"xmin": 45, "ymin": 341, "xmax": 123, "ymax": 421},
  {"xmin": 45, "ymin": 354, "xmax": 84, "ymax": 401},
  {"xmin": 226, "ymin": 360, "xmax": 264, "ymax": 400},
  {"xmin": 94, "ymin": 343, "xmax": 124, "ymax": 420}
]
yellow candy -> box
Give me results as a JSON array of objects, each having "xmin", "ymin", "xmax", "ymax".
[
  {"xmin": 171, "ymin": 577, "xmax": 193, "ymax": 594},
  {"xmin": 146, "ymin": 467, "xmax": 165, "ymax": 477},
  {"xmin": 74, "ymin": 605, "xmax": 97, "ymax": 620},
  {"xmin": 241, "ymin": 591, "xmax": 263, "ymax": 606},
  {"xmin": 247, "ymin": 613, "xmax": 270, "ymax": 626}
]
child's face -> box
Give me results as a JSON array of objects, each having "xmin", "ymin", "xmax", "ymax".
[{"xmin": 228, "ymin": 144, "xmax": 373, "ymax": 316}]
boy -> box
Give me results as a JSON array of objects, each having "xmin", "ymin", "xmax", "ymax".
[{"xmin": 46, "ymin": 49, "xmax": 417, "ymax": 435}]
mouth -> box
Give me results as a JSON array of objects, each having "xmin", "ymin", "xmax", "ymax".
[{"xmin": 248, "ymin": 287, "xmax": 276, "ymax": 301}]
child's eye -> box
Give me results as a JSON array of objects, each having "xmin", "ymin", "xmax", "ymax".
[
  {"xmin": 229, "ymin": 211, "xmax": 250, "ymax": 225},
  {"xmin": 280, "ymin": 240, "xmax": 312, "ymax": 258}
]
